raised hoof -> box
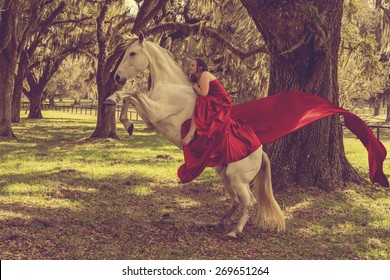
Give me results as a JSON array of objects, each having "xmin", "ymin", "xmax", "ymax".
[
  {"xmin": 127, "ymin": 123, "xmax": 134, "ymax": 135},
  {"xmin": 226, "ymin": 231, "xmax": 244, "ymax": 241},
  {"xmin": 227, "ymin": 231, "xmax": 237, "ymax": 239},
  {"xmin": 103, "ymin": 99, "xmax": 116, "ymax": 106}
]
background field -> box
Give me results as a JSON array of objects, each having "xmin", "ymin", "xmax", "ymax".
[{"xmin": 0, "ymin": 111, "xmax": 389, "ymax": 259}]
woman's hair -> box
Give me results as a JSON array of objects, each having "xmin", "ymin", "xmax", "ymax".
[
  {"xmin": 194, "ymin": 57, "xmax": 208, "ymax": 72},
  {"xmin": 189, "ymin": 57, "xmax": 208, "ymax": 83}
]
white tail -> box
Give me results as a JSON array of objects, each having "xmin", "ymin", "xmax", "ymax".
[{"xmin": 253, "ymin": 152, "xmax": 286, "ymax": 232}]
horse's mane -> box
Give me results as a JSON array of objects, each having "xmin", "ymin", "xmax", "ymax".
[
  {"xmin": 122, "ymin": 34, "xmax": 189, "ymax": 84},
  {"xmin": 120, "ymin": 34, "xmax": 138, "ymax": 50}
]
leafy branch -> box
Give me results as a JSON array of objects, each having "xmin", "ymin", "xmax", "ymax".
[{"xmin": 145, "ymin": 22, "xmax": 270, "ymax": 59}]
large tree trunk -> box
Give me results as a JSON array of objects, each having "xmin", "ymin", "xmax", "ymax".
[
  {"xmin": 377, "ymin": 0, "xmax": 390, "ymax": 56},
  {"xmin": 27, "ymin": 92, "xmax": 43, "ymax": 119},
  {"xmin": 373, "ymin": 102, "xmax": 381, "ymax": 117},
  {"xmin": 368, "ymin": 96, "xmax": 381, "ymax": 116},
  {"xmin": 89, "ymin": 46, "xmax": 121, "ymax": 139},
  {"xmin": 0, "ymin": 53, "xmax": 16, "ymax": 137},
  {"xmin": 24, "ymin": 73, "xmax": 45, "ymax": 119},
  {"xmin": 241, "ymin": 0, "xmax": 363, "ymax": 191},
  {"xmin": 90, "ymin": 78, "xmax": 119, "ymax": 139},
  {"xmin": 89, "ymin": 3, "xmax": 119, "ymax": 139},
  {"xmin": 11, "ymin": 76, "xmax": 24, "ymax": 123},
  {"xmin": 11, "ymin": 51, "xmax": 29, "ymax": 123},
  {"xmin": 0, "ymin": 0, "xmax": 18, "ymax": 138}
]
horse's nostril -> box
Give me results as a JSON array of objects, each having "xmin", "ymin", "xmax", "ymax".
[{"xmin": 115, "ymin": 75, "xmax": 121, "ymax": 82}]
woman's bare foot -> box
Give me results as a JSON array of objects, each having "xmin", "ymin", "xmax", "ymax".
[{"xmin": 182, "ymin": 132, "xmax": 194, "ymax": 146}]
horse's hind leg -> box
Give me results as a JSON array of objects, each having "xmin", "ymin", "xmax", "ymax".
[
  {"xmin": 215, "ymin": 165, "xmax": 240, "ymax": 226},
  {"xmin": 224, "ymin": 148, "xmax": 262, "ymax": 238},
  {"xmin": 226, "ymin": 182, "xmax": 257, "ymax": 238}
]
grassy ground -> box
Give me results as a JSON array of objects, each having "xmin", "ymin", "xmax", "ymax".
[{"xmin": 0, "ymin": 111, "xmax": 389, "ymax": 260}]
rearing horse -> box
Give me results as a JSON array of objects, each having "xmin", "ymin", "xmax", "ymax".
[{"xmin": 105, "ymin": 33, "xmax": 285, "ymax": 238}]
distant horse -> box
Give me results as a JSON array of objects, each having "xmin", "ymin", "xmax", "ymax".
[{"xmin": 105, "ymin": 33, "xmax": 285, "ymax": 238}]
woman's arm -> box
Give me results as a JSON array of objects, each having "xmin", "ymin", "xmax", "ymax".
[{"xmin": 192, "ymin": 72, "xmax": 213, "ymax": 97}]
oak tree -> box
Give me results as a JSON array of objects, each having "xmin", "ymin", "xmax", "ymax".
[{"xmin": 240, "ymin": 0, "xmax": 364, "ymax": 190}]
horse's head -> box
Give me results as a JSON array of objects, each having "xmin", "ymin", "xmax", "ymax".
[{"xmin": 115, "ymin": 33, "xmax": 149, "ymax": 85}]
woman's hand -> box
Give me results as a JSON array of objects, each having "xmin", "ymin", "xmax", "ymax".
[{"xmin": 192, "ymin": 83, "xmax": 200, "ymax": 95}]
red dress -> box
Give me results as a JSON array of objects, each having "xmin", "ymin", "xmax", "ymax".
[
  {"xmin": 178, "ymin": 85, "xmax": 388, "ymax": 187},
  {"xmin": 178, "ymin": 80, "xmax": 261, "ymax": 183}
]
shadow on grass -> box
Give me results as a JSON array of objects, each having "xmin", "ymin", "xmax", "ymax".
[
  {"xmin": 1, "ymin": 115, "xmax": 389, "ymax": 260},
  {"xmin": 2, "ymin": 169, "xmax": 389, "ymax": 259}
]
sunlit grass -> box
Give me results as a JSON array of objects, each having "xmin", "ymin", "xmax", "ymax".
[
  {"xmin": 128, "ymin": 185, "xmax": 154, "ymax": 196},
  {"xmin": 0, "ymin": 209, "xmax": 32, "ymax": 220}
]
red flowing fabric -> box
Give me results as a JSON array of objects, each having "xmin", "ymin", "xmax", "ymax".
[{"xmin": 178, "ymin": 84, "xmax": 389, "ymax": 187}]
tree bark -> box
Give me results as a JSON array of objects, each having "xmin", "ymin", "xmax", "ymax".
[
  {"xmin": 0, "ymin": 52, "xmax": 17, "ymax": 137},
  {"xmin": 90, "ymin": 80, "xmax": 119, "ymax": 139},
  {"xmin": 240, "ymin": 0, "xmax": 364, "ymax": 190},
  {"xmin": 368, "ymin": 96, "xmax": 381, "ymax": 117},
  {"xmin": 27, "ymin": 91, "xmax": 43, "ymax": 119},
  {"xmin": 0, "ymin": 0, "xmax": 18, "ymax": 138},
  {"xmin": 377, "ymin": 0, "xmax": 390, "ymax": 56},
  {"xmin": 11, "ymin": 51, "xmax": 29, "ymax": 123},
  {"xmin": 48, "ymin": 95, "xmax": 55, "ymax": 108},
  {"xmin": 89, "ymin": 2, "xmax": 119, "ymax": 139},
  {"xmin": 373, "ymin": 102, "xmax": 381, "ymax": 117}
]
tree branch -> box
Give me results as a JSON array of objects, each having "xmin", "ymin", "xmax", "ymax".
[
  {"xmin": 132, "ymin": 0, "xmax": 169, "ymax": 33},
  {"xmin": 53, "ymin": 17, "xmax": 94, "ymax": 25},
  {"xmin": 113, "ymin": 15, "xmax": 136, "ymax": 35},
  {"xmin": 41, "ymin": 1, "xmax": 66, "ymax": 27},
  {"xmin": 145, "ymin": 22, "xmax": 270, "ymax": 59}
]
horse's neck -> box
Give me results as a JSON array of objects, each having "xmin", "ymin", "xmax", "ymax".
[
  {"xmin": 144, "ymin": 43, "xmax": 196, "ymax": 147},
  {"xmin": 146, "ymin": 42, "xmax": 190, "ymax": 88}
]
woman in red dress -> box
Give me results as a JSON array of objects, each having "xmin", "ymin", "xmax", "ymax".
[{"xmin": 178, "ymin": 58, "xmax": 261, "ymax": 183}]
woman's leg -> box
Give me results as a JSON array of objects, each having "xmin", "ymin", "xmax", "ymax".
[{"xmin": 182, "ymin": 117, "xmax": 196, "ymax": 146}]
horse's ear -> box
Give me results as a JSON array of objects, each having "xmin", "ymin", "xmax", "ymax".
[{"xmin": 139, "ymin": 32, "xmax": 145, "ymax": 43}]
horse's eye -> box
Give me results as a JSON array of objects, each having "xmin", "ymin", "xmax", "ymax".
[{"xmin": 130, "ymin": 52, "xmax": 136, "ymax": 57}]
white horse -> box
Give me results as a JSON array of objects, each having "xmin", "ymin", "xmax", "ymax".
[{"xmin": 105, "ymin": 33, "xmax": 285, "ymax": 238}]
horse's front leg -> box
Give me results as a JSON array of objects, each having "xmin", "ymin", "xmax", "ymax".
[
  {"xmin": 103, "ymin": 89, "xmax": 137, "ymax": 106},
  {"xmin": 103, "ymin": 90, "xmax": 138, "ymax": 135},
  {"xmin": 119, "ymin": 97, "xmax": 134, "ymax": 135},
  {"xmin": 119, "ymin": 96, "xmax": 156, "ymax": 134}
]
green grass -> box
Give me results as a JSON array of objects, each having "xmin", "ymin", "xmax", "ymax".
[{"xmin": 0, "ymin": 110, "xmax": 389, "ymax": 260}]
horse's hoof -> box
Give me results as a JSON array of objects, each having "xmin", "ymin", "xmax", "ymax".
[
  {"xmin": 103, "ymin": 99, "xmax": 116, "ymax": 106},
  {"xmin": 127, "ymin": 123, "xmax": 134, "ymax": 135},
  {"xmin": 226, "ymin": 231, "xmax": 245, "ymax": 241}
]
